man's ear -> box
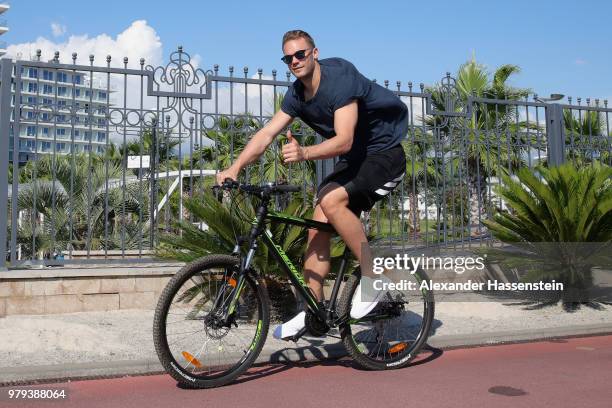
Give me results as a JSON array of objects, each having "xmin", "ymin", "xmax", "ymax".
[{"xmin": 313, "ymin": 47, "xmax": 319, "ymax": 60}]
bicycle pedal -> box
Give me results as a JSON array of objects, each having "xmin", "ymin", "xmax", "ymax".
[{"xmin": 284, "ymin": 327, "xmax": 307, "ymax": 343}]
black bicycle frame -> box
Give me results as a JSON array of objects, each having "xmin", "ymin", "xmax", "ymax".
[
  {"xmin": 228, "ymin": 196, "xmax": 353, "ymax": 325},
  {"xmin": 263, "ymin": 211, "xmax": 353, "ymax": 320}
]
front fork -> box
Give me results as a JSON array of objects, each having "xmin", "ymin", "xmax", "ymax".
[
  {"xmin": 222, "ymin": 204, "xmax": 268, "ymax": 322},
  {"xmin": 225, "ymin": 246, "xmax": 255, "ymax": 317}
]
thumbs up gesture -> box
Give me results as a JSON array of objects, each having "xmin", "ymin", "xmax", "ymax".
[{"xmin": 282, "ymin": 129, "xmax": 308, "ymax": 163}]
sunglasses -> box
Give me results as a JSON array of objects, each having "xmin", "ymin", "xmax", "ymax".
[{"xmin": 281, "ymin": 49, "xmax": 312, "ymax": 65}]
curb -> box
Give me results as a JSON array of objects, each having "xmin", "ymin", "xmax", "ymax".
[{"xmin": 1, "ymin": 323, "xmax": 611, "ymax": 385}]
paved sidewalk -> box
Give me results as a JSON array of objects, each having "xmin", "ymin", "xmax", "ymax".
[{"xmin": 1, "ymin": 301, "xmax": 611, "ymax": 383}]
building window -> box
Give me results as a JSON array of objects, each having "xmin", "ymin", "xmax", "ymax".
[
  {"xmin": 42, "ymin": 98, "xmax": 53, "ymax": 106},
  {"xmin": 41, "ymin": 141, "xmax": 51, "ymax": 152},
  {"xmin": 85, "ymin": 90, "xmax": 91, "ymax": 98},
  {"xmin": 26, "ymin": 126, "xmax": 36, "ymax": 136},
  {"xmin": 26, "ymin": 140, "xmax": 36, "ymax": 150},
  {"xmin": 74, "ymin": 89, "xmax": 81, "ymax": 97},
  {"xmin": 97, "ymin": 132, "xmax": 106, "ymax": 142},
  {"xmin": 28, "ymin": 68, "xmax": 38, "ymax": 79},
  {"xmin": 56, "ymin": 114, "xmax": 67, "ymax": 123},
  {"xmin": 74, "ymin": 130, "xmax": 80, "ymax": 139},
  {"xmin": 56, "ymin": 143, "xmax": 66, "ymax": 151},
  {"xmin": 73, "ymin": 74, "xmax": 81, "ymax": 85},
  {"xmin": 41, "ymin": 113, "xmax": 50, "ymax": 121},
  {"xmin": 97, "ymin": 146, "xmax": 104, "ymax": 153},
  {"xmin": 27, "ymin": 96, "xmax": 37, "ymax": 104},
  {"xmin": 57, "ymin": 100, "xmax": 67, "ymax": 107},
  {"xmin": 84, "ymin": 131, "xmax": 91, "ymax": 141},
  {"xmin": 43, "ymin": 84, "xmax": 53, "ymax": 94},
  {"xmin": 98, "ymin": 91, "xmax": 107, "ymax": 100},
  {"xmin": 56, "ymin": 128, "xmax": 67, "ymax": 138},
  {"xmin": 42, "ymin": 127, "xmax": 49, "ymax": 136},
  {"xmin": 83, "ymin": 145, "xmax": 92, "ymax": 151},
  {"xmin": 57, "ymin": 72, "xmax": 68, "ymax": 83},
  {"xmin": 43, "ymin": 70, "xmax": 54, "ymax": 81},
  {"xmin": 57, "ymin": 86, "xmax": 67, "ymax": 96},
  {"xmin": 28, "ymin": 83, "xmax": 38, "ymax": 93},
  {"xmin": 26, "ymin": 111, "xmax": 34, "ymax": 119}
]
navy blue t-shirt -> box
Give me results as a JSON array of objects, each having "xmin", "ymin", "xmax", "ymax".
[{"xmin": 281, "ymin": 57, "xmax": 408, "ymax": 163}]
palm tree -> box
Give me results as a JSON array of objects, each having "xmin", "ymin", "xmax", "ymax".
[
  {"xmin": 13, "ymin": 153, "xmax": 151, "ymax": 259},
  {"xmin": 423, "ymin": 57, "xmax": 537, "ymax": 236},
  {"xmin": 482, "ymin": 162, "xmax": 612, "ymax": 309}
]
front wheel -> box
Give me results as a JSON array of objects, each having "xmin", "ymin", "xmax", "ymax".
[
  {"xmin": 338, "ymin": 267, "xmax": 435, "ymax": 370},
  {"xmin": 153, "ymin": 255, "xmax": 270, "ymax": 388}
]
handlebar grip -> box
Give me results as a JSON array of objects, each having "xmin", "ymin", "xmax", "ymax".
[{"xmin": 212, "ymin": 178, "xmax": 239, "ymax": 191}]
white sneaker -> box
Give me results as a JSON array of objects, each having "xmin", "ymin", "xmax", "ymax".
[
  {"xmin": 272, "ymin": 311, "xmax": 306, "ymax": 340},
  {"xmin": 350, "ymin": 275, "xmax": 393, "ymax": 319}
]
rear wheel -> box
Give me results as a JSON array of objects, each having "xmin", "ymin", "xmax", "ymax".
[
  {"xmin": 338, "ymin": 267, "xmax": 434, "ymax": 370},
  {"xmin": 153, "ymin": 255, "xmax": 270, "ymax": 388}
]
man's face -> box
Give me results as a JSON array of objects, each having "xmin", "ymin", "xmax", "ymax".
[{"xmin": 282, "ymin": 38, "xmax": 318, "ymax": 79}]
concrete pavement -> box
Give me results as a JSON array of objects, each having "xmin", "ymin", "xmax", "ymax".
[{"xmin": 1, "ymin": 300, "xmax": 611, "ymax": 384}]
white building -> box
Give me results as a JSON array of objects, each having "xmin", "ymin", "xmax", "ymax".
[
  {"xmin": 0, "ymin": 2, "xmax": 111, "ymax": 163},
  {"xmin": 0, "ymin": 2, "xmax": 8, "ymax": 57},
  {"xmin": 10, "ymin": 65, "xmax": 112, "ymax": 163}
]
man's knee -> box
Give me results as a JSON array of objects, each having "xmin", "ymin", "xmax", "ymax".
[{"xmin": 319, "ymin": 189, "xmax": 349, "ymax": 218}]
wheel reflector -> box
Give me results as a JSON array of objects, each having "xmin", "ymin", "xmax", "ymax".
[
  {"xmin": 182, "ymin": 351, "xmax": 202, "ymax": 367},
  {"xmin": 389, "ymin": 342, "xmax": 408, "ymax": 354}
]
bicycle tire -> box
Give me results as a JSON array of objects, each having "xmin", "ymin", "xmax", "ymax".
[
  {"xmin": 338, "ymin": 267, "xmax": 435, "ymax": 370},
  {"xmin": 153, "ymin": 255, "xmax": 270, "ymax": 388}
]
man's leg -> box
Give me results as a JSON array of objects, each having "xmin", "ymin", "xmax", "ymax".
[
  {"xmin": 319, "ymin": 183, "xmax": 390, "ymax": 319},
  {"xmin": 303, "ymin": 204, "xmax": 332, "ymax": 301},
  {"xmin": 318, "ymin": 183, "xmax": 373, "ymax": 278}
]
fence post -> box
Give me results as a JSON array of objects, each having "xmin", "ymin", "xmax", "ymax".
[
  {"xmin": 0, "ymin": 58, "xmax": 13, "ymax": 269},
  {"xmin": 546, "ymin": 103, "xmax": 566, "ymax": 166},
  {"xmin": 149, "ymin": 118, "xmax": 157, "ymax": 249}
]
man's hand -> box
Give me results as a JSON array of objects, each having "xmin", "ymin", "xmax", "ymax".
[
  {"xmin": 282, "ymin": 130, "xmax": 308, "ymax": 163},
  {"xmin": 216, "ymin": 167, "xmax": 239, "ymax": 185}
]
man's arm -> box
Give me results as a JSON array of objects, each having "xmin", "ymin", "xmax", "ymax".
[
  {"xmin": 283, "ymin": 100, "xmax": 357, "ymax": 162},
  {"xmin": 217, "ymin": 109, "xmax": 294, "ymax": 182}
]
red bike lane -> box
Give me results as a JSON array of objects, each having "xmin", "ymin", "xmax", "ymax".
[{"xmin": 2, "ymin": 334, "xmax": 611, "ymax": 408}]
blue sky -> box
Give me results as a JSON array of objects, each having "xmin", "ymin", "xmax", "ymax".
[{"xmin": 4, "ymin": 0, "xmax": 612, "ymax": 103}]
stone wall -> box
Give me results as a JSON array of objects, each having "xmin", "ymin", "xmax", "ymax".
[{"xmin": 0, "ymin": 265, "xmax": 180, "ymax": 316}]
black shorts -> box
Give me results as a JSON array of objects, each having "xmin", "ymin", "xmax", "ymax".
[{"xmin": 317, "ymin": 143, "xmax": 406, "ymax": 215}]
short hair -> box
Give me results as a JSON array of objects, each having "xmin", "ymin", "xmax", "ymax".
[{"xmin": 282, "ymin": 30, "xmax": 316, "ymax": 49}]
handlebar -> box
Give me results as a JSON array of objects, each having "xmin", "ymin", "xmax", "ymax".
[{"xmin": 212, "ymin": 179, "xmax": 301, "ymax": 197}]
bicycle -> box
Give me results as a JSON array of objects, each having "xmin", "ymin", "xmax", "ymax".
[{"xmin": 153, "ymin": 180, "xmax": 435, "ymax": 388}]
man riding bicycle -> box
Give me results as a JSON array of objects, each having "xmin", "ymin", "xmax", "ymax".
[{"xmin": 216, "ymin": 29, "xmax": 408, "ymax": 340}]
